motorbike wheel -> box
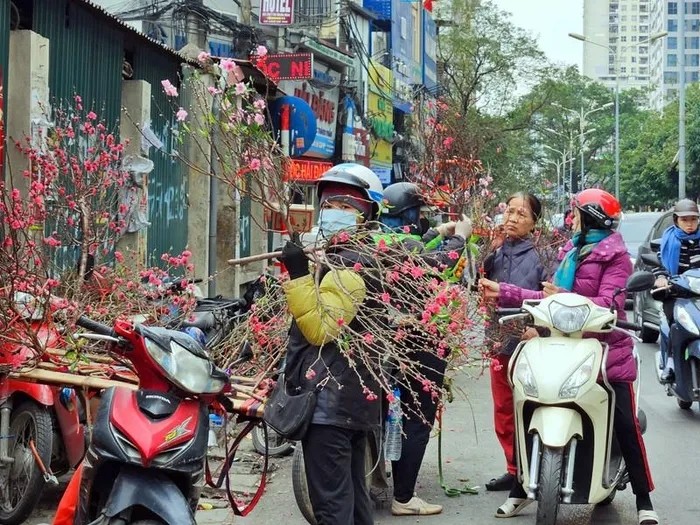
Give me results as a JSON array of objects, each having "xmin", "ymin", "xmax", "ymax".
[
  {"xmin": 677, "ymin": 398, "xmax": 693, "ymax": 410},
  {"xmin": 292, "ymin": 446, "xmax": 317, "ymax": 525},
  {"xmin": 251, "ymin": 423, "xmax": 295, "ymax": 457},
  {"xmin": 0, "ymin": 402, "xmax": 53, "ymax": 525},
  {"xmin": 535, "ymin": 446, "xmax": 564, "ymax": 525},
  {"xmin": 598, "ymin": 488, "xmax": 617, "ymax": 506}
]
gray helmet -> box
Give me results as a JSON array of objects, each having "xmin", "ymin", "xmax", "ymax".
[{"xmin": 673, "ymin": 199, "xmax": 700, "ymax": 219}]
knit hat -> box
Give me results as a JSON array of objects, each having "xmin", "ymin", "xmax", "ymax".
[{"xmin": 319, "ymin": 183, "xmax": 372, "ymax": 218}]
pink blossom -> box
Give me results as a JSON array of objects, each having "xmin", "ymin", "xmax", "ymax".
[
  {"xmin": 197, "ymin": 51, "xmax": 211, "ymax": 64},
  {"xmin": 377, "ymin": 238, "xmax": 388, "ymax": 253},
  {"xmin": 447, "ymin": 250, "xmax": 460, "ymax": 260},
  {"xmin": 337, "ymin": 231, "xmax": 350, "ymax": 243},
  {"xmin": 410, "ymin": 266, "xmax": 425, "ymax": 278},
  {"xmin": 161, "ymin": 79, "xmax": 178, "ymax": 97},
  {"xmin": 380, "ymin": 292, "xmax": 391, "ymax": 303},
  {"xmin": 86, "ymin": 111, "xmax": 97, "ymax": 120},
  {"xmin": 305, "ymin": 369, "xmax": 317, "ymax": 380},
  {"xmin": 249, "ymin": 158, "xmax": 261, "ymax": 170},
  {"xmin": 442, "ymin": 137, "xmax": 454, "ymax": 149},
  {"xmin": 353, "ymin": 262, "xmax": 363, "ymax": 271},
  {"xmin": 498, "ymin": 202, "xmax": 507, "ymax": 213},
  {"xmin": 363, "ymin": 333, "xmax": 375, "ymax": 344},
  {"xmin": 336, "ymin": 317, "xmax": 345, "ymax": 326},
  {"xmin": 256, "ymin": 45, "xmax": 268, "ymax": 57},
  {"xmin": 254, "ymin": 113, "xmax": 265, "ymax": 126},
  {"xmin": 220, "ymin": 58, "xmax": 235, "ymax": 72},
  {"xmin": 234, "ymin": 82, "xmax": 247, "ymax": 96},
  {"xmin": 207, "ymin": 86, "xmax": 222, "ymax": 96},
  {"xmin": 402, "ymin": 225, "xmax": 411, "ymax": 233},
  {"xmin": 254, "ymin": 99, "xmax": 266, "ymax": 110},
  {"xmin": 176, "ymin": 108, "xmax": 188, "ymax": 122}
]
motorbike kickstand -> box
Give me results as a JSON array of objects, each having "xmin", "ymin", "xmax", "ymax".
[{"xmin": 28, "ymin": 439, "xmax": 58, "ymax": 485}]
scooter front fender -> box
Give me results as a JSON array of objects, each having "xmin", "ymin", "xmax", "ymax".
[
  {"xmin": 4, "ymin": 379, "xmax": 54, "ymax": 406},
  {"xmin": 529, "ymin": 406, "xmax": 583, "ymax": 448},
  {"xmin": 102, "ymin": 466, "xmax": 196, "ymax": 524}
]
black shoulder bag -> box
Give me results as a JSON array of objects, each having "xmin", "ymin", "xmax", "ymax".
[{"xmin": 263, "ymin": 372, "xmax": 329, "ymax": 441}]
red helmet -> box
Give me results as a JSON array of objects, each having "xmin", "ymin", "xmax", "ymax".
[{"xmin": 573, "ymin": 189, "xmax": 622, "ymax": 230}]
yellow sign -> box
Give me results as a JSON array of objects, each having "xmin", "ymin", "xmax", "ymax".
[{"xmin": 368, "ymin": 60, "xmax": 393, "ymax": 168}]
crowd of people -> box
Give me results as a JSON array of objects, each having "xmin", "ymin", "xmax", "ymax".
[{"xmin": 279, "ymin": 162, "xmax": 664, "ymax": 525}]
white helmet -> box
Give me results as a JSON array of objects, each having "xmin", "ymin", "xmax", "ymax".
[{"xmin": 317, "ymin": 163, "xmax": 384, "ymax": 220}]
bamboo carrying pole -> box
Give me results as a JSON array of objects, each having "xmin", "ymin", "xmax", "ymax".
[
  {"xmin": 227, "ymin": 251, "xmax": 283, "ymax": 266},
  {"xmin": 10, "ymin": 368, "xmax": 138, "ymax": 391}
]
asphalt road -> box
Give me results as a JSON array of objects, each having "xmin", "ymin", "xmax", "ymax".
[{"xmin": 28, "ymin": 338, "xmax": 698, "ymax": 524}]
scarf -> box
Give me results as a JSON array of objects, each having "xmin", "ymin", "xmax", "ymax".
[
  {"xmin": 553, "ymin": 229, "xmax": 611, "ymax": 291},
  {"xmin": 660, "ymin": 225, "xmax": 700, "ymax": 276}
]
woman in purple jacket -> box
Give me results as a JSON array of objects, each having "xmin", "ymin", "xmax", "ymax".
[{"xmin": 481, "ymin": 189, "xmax": 659, "ymax": 525}]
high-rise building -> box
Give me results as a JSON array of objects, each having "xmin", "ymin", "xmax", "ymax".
[
  {"xmin": 582, "ymin": 0, "xmax": 652, "ymax": 92},
  {"xmin": 649, "ymin": 1, "xmax": 700, "ymax": 110}
]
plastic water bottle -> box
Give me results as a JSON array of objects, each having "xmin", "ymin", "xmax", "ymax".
[
  {"xmin": 384, "ymin": 387, "xmax": 403, "ymax": 461},
  {"xmin": 208, "ymin": 413, "xmax": 223, "ymax": 448}
]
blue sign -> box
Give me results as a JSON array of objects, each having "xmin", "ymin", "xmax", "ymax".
[
  {"xmin": 363, "ymin": 0, "xmax": 391, "ymax": 20},
  {"xmin": 423, "ymin": 13, "xmax": 438, "ymax": 92},
  {"xmin": 391, "ymin": 0, "xmax": 415, "ymax": 113},
  {"xmin": 269, "ymin": 96, "xmax": 317, "ymax": 157}
]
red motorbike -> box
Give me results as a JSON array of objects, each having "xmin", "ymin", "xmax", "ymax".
[
  {"xmin": 69, "ymin": 314, "xmax": 234, "ymax": 524},
  {"xmin": 0, "ymin": 297, "xmax": 87, "ymax": 525}
]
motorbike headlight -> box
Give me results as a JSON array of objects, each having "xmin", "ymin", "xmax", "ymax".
[
  {"xmin": 145, "ymin": 337, "xmax": 226, "ymax": 394},
  {"xmin": 549, "ymin": 302, "xmax": 590, "ymax": 334},
  {"xmin": 674, "ymin": 304, "xmax": 700, "ymax": 336},
  {"xmin": 687, "ymin": 276, "xmax": 700, "ymax": 295},
  {"xmin": 559, "ymin": 353, "xmax": 595, "ymax": 399},
  {"xmin": 515, "ymin": 356, "xmax": 538, "ymax": 397}
]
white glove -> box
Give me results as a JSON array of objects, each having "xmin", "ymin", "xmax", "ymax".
[
  {"xmin": 436, "ymin": 221, "xmax": 456, "ymax": 237},
  {"xmin": 454, "ymin": 215, "xmax": 473, "ymax": 240}
]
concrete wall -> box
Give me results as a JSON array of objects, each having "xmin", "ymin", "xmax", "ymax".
[
  {"xmin": 117, "ymin": 80, "xmax": 151, "ymax": 262},
  {"xmin": 6, "ymin": 31, "xmax": 50, "ymax": 192}
]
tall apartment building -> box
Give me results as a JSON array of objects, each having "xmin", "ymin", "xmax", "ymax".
[
  {"xmin": 649, "ymin": 0, "xmax": 700, "ymax": 110},
  {"xmin": 582, "ymin": 0, "xmax": 652, "ymax": 92}
]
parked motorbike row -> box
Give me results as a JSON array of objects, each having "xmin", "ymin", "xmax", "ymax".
[{"xmin": 0, "ymin": 274, "xmax": 281, "ymax": 525}]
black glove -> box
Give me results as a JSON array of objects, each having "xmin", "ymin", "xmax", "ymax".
[{"xmin": 281, "ymin": 235, "xmax": 309, "ymax": 279}]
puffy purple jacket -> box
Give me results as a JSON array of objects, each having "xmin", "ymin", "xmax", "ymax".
[{"xmin": 498, "ymin": 231, "xmax": 636, "ymax": 382}]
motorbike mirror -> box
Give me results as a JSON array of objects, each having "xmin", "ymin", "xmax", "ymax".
[
  {"xmin": 649, "ymin": 238, "xmax": 661, "ymax": 252},
  {"xmin": 625, "ymin": 271, "xmax": 656, "ymax": 293},
  {"xmin": 640, "ymin": 252, "xmax": 661, "ymax": 268}
]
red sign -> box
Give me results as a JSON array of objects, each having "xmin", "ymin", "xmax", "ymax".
[
  {"xmin": 260, "ymin": 53, "xmax": 313, "ymax": 81},
  {"xmin": 283, "ymin": 159, "xmax": 333, "ymax": 182},
  {"xmin": 259, "ymin": 0, "xmax": 295, "ymax": 26}
]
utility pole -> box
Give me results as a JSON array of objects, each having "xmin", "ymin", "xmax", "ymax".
[{"xmin": 679, "ymin": 0, "xmax": 687, "ymax": 199}]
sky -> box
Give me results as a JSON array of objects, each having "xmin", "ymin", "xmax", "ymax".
[{"xmin": 493, "ymin": 0, "xmax": 584, "ymax": 70}]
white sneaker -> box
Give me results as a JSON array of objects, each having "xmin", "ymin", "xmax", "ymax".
[{"xmin": 391, "ymin": 496, "xmax": 443, "ymax": 516}]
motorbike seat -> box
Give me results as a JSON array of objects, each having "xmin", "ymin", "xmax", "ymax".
[{"xmin": 181, "ymin": 311, "xmax": 217, "ymax": 331}]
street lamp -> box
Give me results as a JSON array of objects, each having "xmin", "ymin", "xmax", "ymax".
[
  {"xmin": 553, "ymin": 102, "xmax": 612, "ymax": 191},
  {"xmin": 568, "ymin": 31, "xmax": 667, "ymax": 200},
  {"xmin": 543, "ymin": 128, "xmax": 575, "ymax": 199}
]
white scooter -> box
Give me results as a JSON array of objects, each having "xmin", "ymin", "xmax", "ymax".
[{"xmin": 497, "ymin": 271, "xmax": 655, "ymax": 525}]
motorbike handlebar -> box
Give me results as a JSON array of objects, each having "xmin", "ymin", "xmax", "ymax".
[
  {"xmin": 496, "ymin": 308, "xmax": 523, "ymax": 316},
  {"xmin": 616, "ymin": 320, "xmax": 642, "ymax": 331},
  {"xmin": 76, "ymin": 315, "xmax": 115, "ymax": 337}
]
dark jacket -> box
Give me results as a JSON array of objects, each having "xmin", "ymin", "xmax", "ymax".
[
  {"xmin": 283, "ymin": 241, "xmax": 382, "ymax": 431},
  {"xmin": 485, "ymin": 237, "xmax": 549, "ymax": 355}
]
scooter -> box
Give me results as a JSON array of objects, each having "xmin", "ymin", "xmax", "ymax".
[
  {"xmin": 70, "ymin": 314, "xmax": 231, "ymax": 524},
  {"xmin": 640, "ymin": 250, "xmax": 700, "ymax": 410},
  {"xmin": 497, "ymin": 271, "xmax": 655, "ymax": 525},
  {"xmin": 0, "ymin": 294, "xmax": 87, "ymax": 525}
]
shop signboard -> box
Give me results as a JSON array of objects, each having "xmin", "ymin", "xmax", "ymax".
[
  {"xmin": 282, "ymin": 158, "xmax": 333, "ymax": 182},
  {"xmin": 259, "ymin": 0, "xmax": 295, "ymax": 26},
  {"xmin": 368, "ymin": 60, "xmax": 393, "ymax": 183},
  {"xmin": 279, "ymin": 60, "xmax": 341, "ymax": 159},
  {"xmin": 260, "ymin": 53, "xmax": 313, "ymax": 81}
]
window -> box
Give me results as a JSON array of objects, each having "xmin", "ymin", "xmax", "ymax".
[
  {"xmin": 665, "ymin": 71, "xmax": 679, "ymax": 83},
  {"xmin": 691, "ymin": 71, "xmax": 699, "ymax": 82},
  {"xmin": 693, "ymin": 2, "xmax": 700, "ymax": 15},
  {"xmin": 621, "ymin": 15, "xmax": 627, "ymax": 22},
  {"xmin": 689, "ymin": 54, "xmax": 700, "ymax": 66},
  {"xmin": 669, "ymin": 36, "xmax": 678, "ymax": 49},
  {"xmin": 621, "ymin": 35, "xmax": 627, "ymax": 42},
  {"xmin": 639, "ymin": 45, "xmax": 648, "ymax": 54},
  {"xmin": 631, "ymin": 56, "xmax": 637, "ymax": 63},
  {"xmin": 640, "ymin": 24, "xmax": 649, "ymax": 32},
  {"xmin": 621, "ymin": 25, "xmax": 627, "ymax": 32},
  {"xmin": 632, "ymin": 15, "xmax": 637, "ymax": 21},
  {"xmin": 640, "ymin": 67, "xmax": 649, "ymax": 74},
  {"xmin": 621, "ymin": 4, "xmax": 627, "ymax": 11},
  {"xmin": 688, "ymin": 37, "xmax": 700, "ymax": 49},
  {"xmin": 621, "ymin": 45, "xmax": 628, "ymax": 52},
  {"xmin": 668, "ymin": 19, "xmax": 678, "ymax": 32},
  {"xmin": 640, "ymin": 56, "xmax": 649, "ymax": 64},
  {"xmin": 669, "ymin": 2, "xmax": 678, "ymax": 15},
  {"xmin": 631, "ymin": 67, "xmax": 637, "ymax": 73},
  {"xmin": 632, "ymin": 36, "xmax": 638, "ymax": 42},
  {"xmin": 668, "ymin": 54, "xmax": 678, "ymax": 66},
  {"xmin": 609, "ymin": 36, "xmax": 618, "ymax": 43}
]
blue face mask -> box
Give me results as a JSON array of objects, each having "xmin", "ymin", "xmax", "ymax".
[{"xmin": 318, "ymin": 208, "xmax": 358, "ymax": 237}]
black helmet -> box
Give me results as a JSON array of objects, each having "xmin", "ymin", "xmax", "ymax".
[
  {"xmin": 381, "ymin": 183, "xmax": 424, "ymax": 217},
  {"xmin": 673, "ymin": 199, "xmax": 700, "ymax": 220}
]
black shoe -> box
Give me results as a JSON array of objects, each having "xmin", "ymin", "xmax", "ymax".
[
  {"xmin": 660, "ymin": 369, "xmax": 675, "ymax": 384},
  {"xmin": 486, "ymin": 472, "xmax": 515, "ymax": 491}
]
